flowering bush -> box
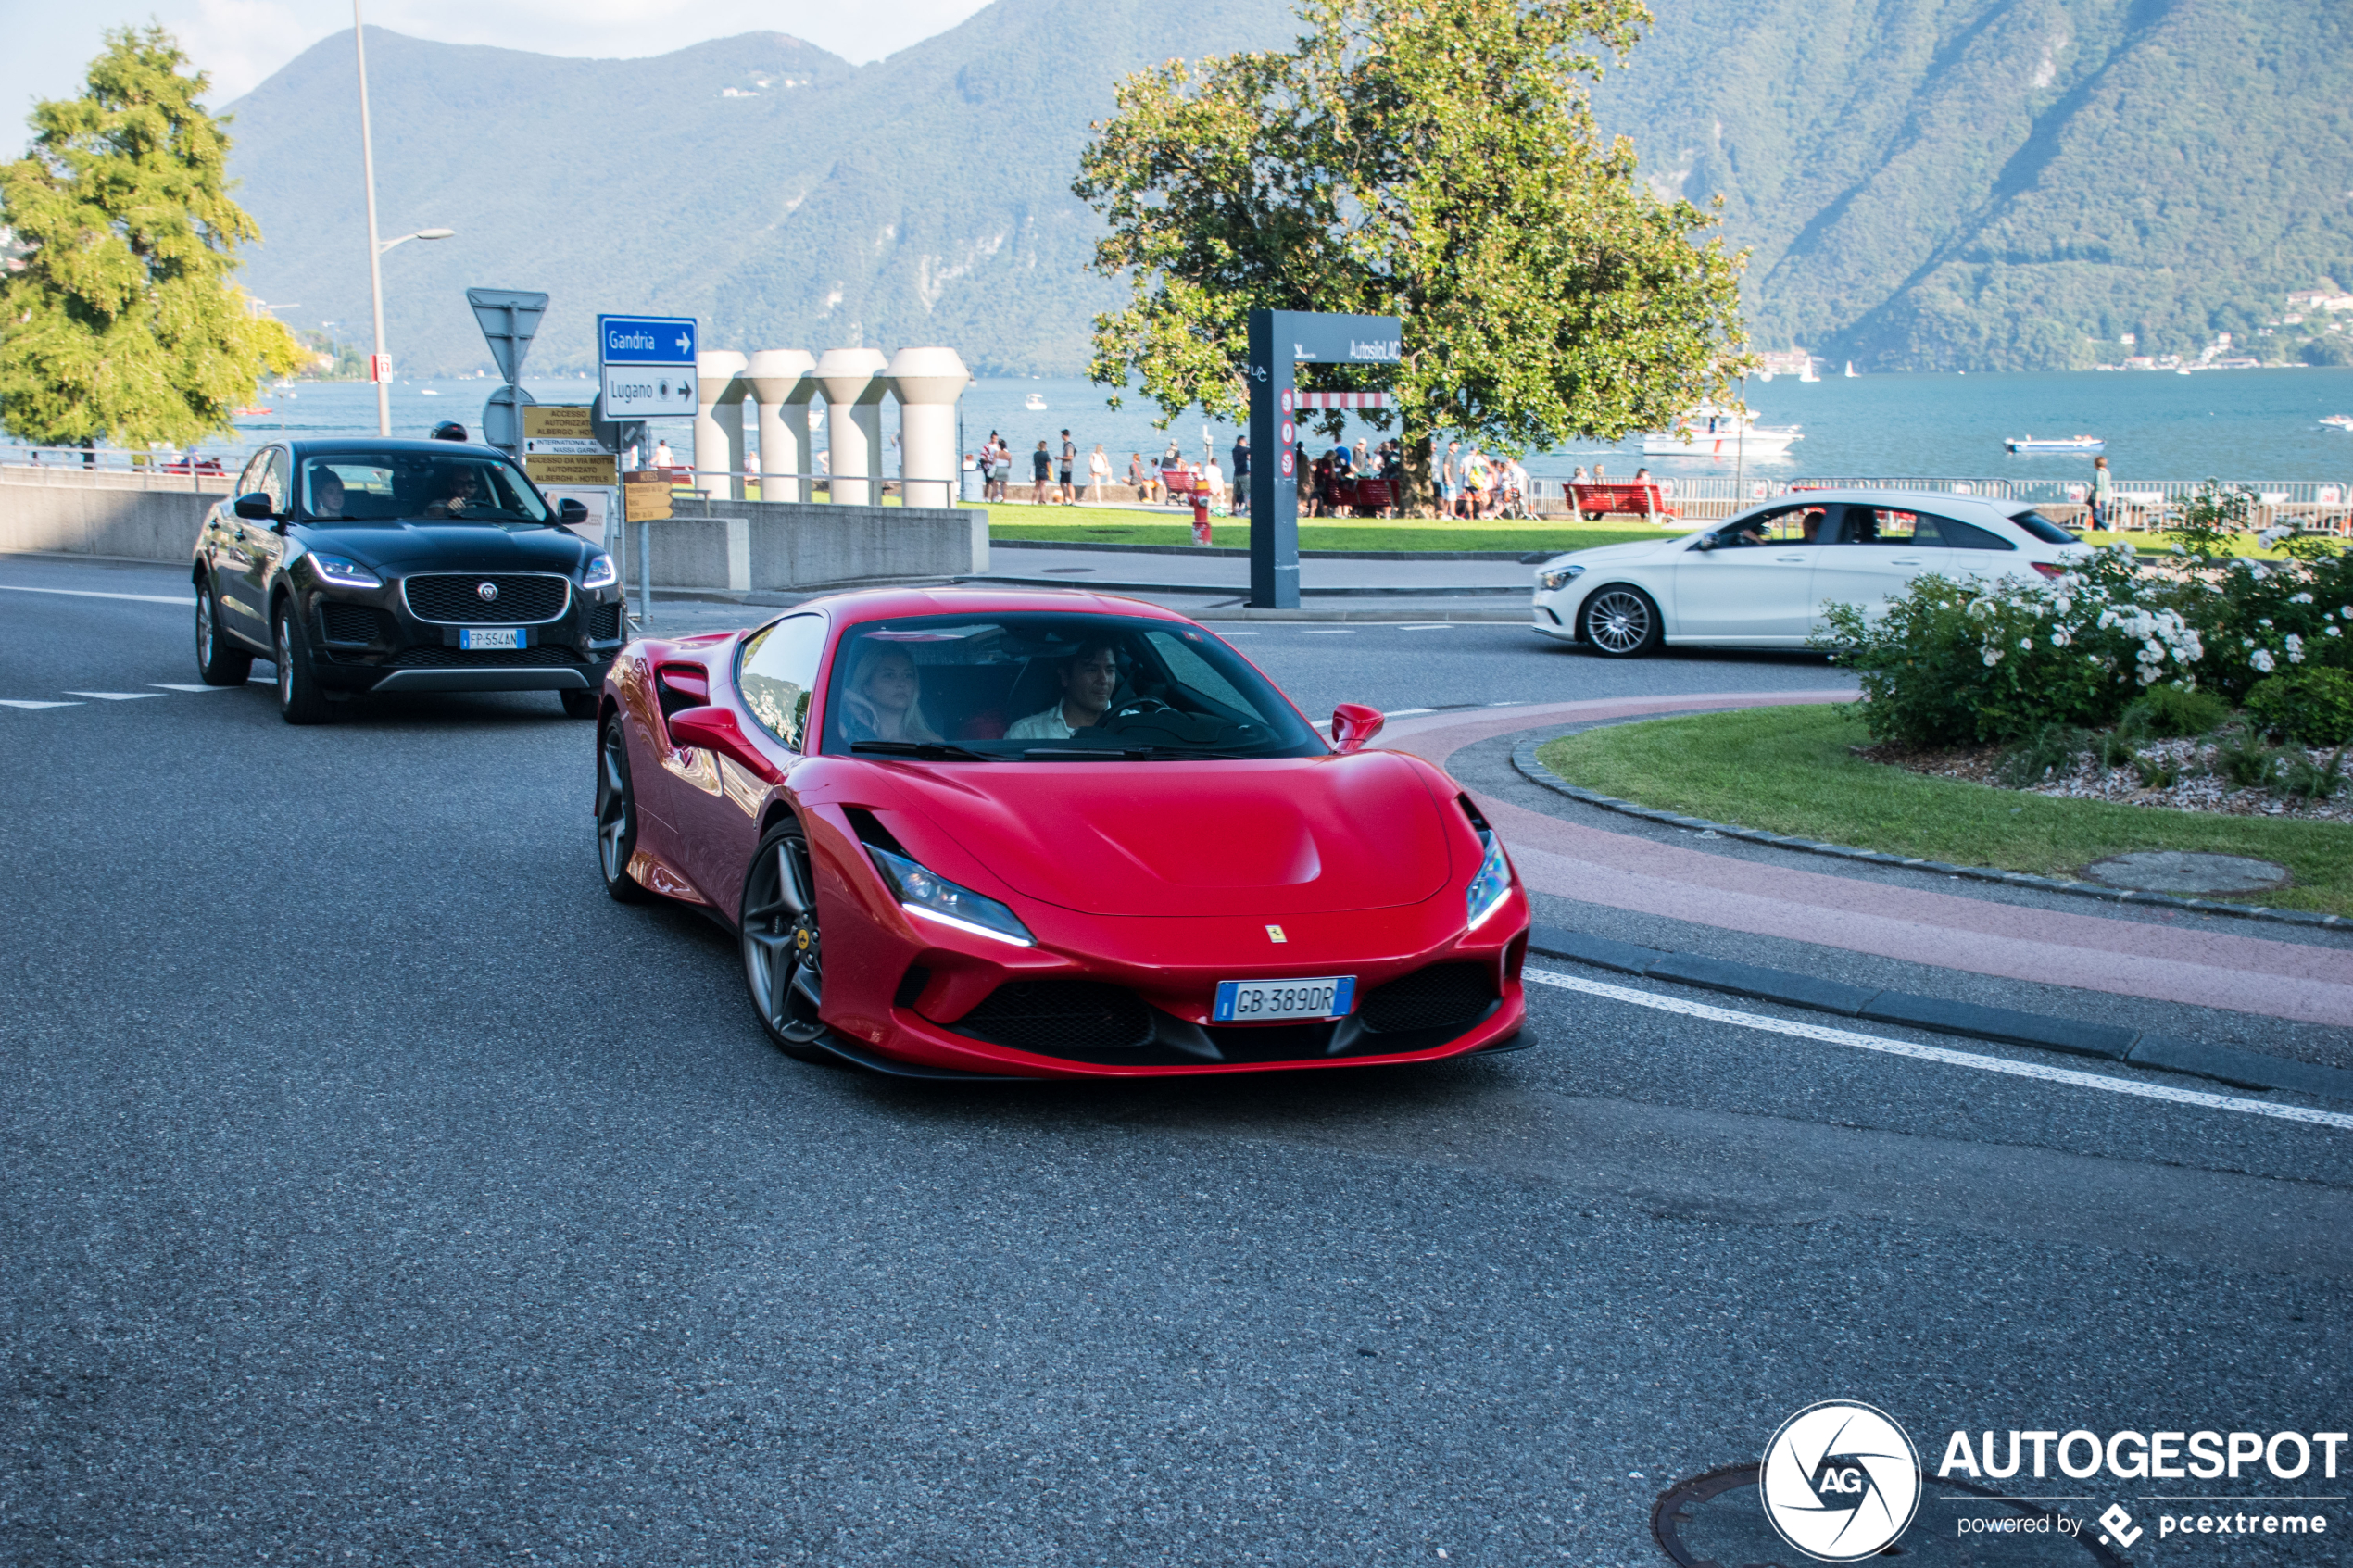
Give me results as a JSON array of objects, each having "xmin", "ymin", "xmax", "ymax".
[
  {"xmin": 1818, "ymin": 547, "xmax": 2204, "ymax": 746},
  {"xmin": 1823, "ymin": 531, "xmax": 2353, "ymax": 746}
]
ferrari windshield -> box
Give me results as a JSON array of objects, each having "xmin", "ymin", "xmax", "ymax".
[
  {"xmin": 299, "ymin": 452, "xmax": 551, "ymax": 525},
  {"xmin": 818, "ymin": 614, "xmax": 1324, "ymax": 760}
]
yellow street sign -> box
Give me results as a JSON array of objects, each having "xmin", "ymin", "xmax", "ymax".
[
  {"xmin": 526, "ymin": 453, "xmax": 620, "ymax": 486},
  {"xmin": 623, "ymin": 470, "xmax": 673, "ymax": 521},
  {"xmin": 523, "ymin": 405, "xmax": 596, "ymax": 440}
]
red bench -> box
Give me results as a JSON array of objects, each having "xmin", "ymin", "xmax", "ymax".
[
  {"xmin": 1160, "ymin": 468, "xmax": 1198, "ymax": 500},
  {"xmin": 1330, "ymin": 476, "xmax": 1395, "ymax": 516},
  {"xmin": 1571, "ymin": 483, "xmax": 1676, "ymax": 521}
]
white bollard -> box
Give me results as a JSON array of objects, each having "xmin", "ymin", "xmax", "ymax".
[
  {"xmin": 814, "ymin": 347, "xmax": 889, "ymax": 506},
  {"xmin": 743, "ymin": 349, "xmax": 816, "ymax": 503},
  {"xmin": 887, "ymin": 346, "xmax": 970, "ymax": 512},
  {"xmin": 694, "ymin": 349, "xmax": 749, "ymax": 500}
]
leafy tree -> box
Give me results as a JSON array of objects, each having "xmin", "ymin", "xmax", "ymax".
[
  {"xmin": 0, "ymin": 27, "xmax": 303, "ymax": 450},
  {"xmin": 1073, "ymin": 0, "xmax": 1747, "ymax": 504}
]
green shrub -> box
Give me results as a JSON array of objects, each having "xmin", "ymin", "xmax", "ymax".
[
  {"xmin": 2118, "ymin": 683, "xmax": 2232, "ymax": 738},
  {"xmin": 2215, "ymin": 731, "xmax": 2285, "ymax": 789},
  {"xmin": 2245, "ymin": 668, "xmax": 2353, "ymax": 745},
  {"xmin": 1994, "ymin": 723, "xmax": 2087, "ymax": 786},
  {"xmin": 2281, "ymin": 747, "xmax": 2349, "ymax": 801}
]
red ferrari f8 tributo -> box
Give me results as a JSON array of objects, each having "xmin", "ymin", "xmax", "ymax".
[{"xmin": 593, "ymin": 589, "xmax": 1530, "ymax": 1078}]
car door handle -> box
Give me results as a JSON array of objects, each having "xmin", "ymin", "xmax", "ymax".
[
  {"xmin": 1891, "ymin": 556, "xmax": 1922, "ymax": 565},
  {"xmin": 1776, "ymin": 554, "xmax": 1806, "ymax": 562}
]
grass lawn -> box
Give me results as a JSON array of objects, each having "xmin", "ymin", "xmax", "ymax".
[
  {"xmin": 972, "ymin": 502, "xmax": 1664, "ymax": 553},
  {"xmin": 1535, "ymin": 706, "xmax": 2353, "ymax": 916}
]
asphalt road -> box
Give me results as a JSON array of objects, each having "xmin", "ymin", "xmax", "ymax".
[{"xmin": 5, "ymin": 556, "xmax": 2348, "ymax": 1567}]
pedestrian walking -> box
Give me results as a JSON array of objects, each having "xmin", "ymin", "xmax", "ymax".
[
  {"xmin": 2090, "ymin": 455, "xmax": 2113, "ymax": 532},
  {"xmin": 653, "ymin": 438, "xmax": 675, "ymax": 470},
  {"xmin": 1058, "ymin": 429, "xmax": 1077, "ymax": 505},
  {"xmin": 1230, "ymin": 433, "xmax": 1250, "ymax": 516},
  {"xmin": 1088, "ymin": 443, "xmax": 1111, "ymax": 504},
  {"xmin": 1031, "ymin": 439, "xmax": 1053, "ymax": 505},
  {"xmin": 1440, "ymin": 441, "xmax": 1461, "ymax": 519},
  {"xmin": 1204, "ymin": 455, "xmax": 1226, "ymax": 512}
]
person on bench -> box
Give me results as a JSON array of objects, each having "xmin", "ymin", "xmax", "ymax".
[{"xmin": 1007, "ymin": 641, "xmax": 1120, "ymax": 740}]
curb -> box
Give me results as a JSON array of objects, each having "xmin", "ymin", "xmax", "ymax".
[
  {"xmin": 1527, "ymin": 924, "xmax": 2353, "ymax": 1104},
  {"xmin": 1510, "ymin": 734, "xmax": 2347, "ymax": 932},
  {"xmin": 993, "ymin": 538, "xmax": 1548, "ymax": 562},
  {"xmin": 958, "ymin": 573, "xmax": 1528, "ymax": 598}
]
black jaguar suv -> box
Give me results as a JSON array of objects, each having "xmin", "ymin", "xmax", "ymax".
[{"xmin": 192, "ymin": 438, "xmax": 628, "ymax": 723}]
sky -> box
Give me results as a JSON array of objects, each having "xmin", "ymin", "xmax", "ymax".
[{"xmin": 0, "ymin": 0, "xmax": 988, "ymax": 152}]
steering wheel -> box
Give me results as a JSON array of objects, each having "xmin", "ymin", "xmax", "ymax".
[{"xmin": 1109, "ymin": 697, "xmax": 1173, "ymax": 720}]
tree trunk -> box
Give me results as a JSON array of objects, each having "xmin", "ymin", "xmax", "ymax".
[{"xmin": 1404, "ymin": 433, "xmax": 1436, "ymax": 518}]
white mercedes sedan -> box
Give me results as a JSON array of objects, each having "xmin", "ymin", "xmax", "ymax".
[{"xmin": 1529, "ymin": 488, "xmax": 2089, "ymax": 656}]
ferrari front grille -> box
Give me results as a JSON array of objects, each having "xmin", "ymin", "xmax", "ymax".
[
  {"xmin": 1357, "ymin": 963, "xmax": 1496, "ymax": 1034},
  {"xmin": 402, "ymin": 572, "xmax": 571, "ymax": 624},
  {"xmin": 953, "ymin": 982, "xmax": 1154, "ymax": 1054}
]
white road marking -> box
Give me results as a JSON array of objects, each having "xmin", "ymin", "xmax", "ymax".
[
  {"xmin": 150, "ymin": 684, "xmax": 235, "ymax": 693},
  {"xmin": 1397, "ymin": 623, "xmax": 1456, "ymax": 631},
  {"xmin": 1384, "ymin": 707, "xmax": 1435, "ymax": 717},
  {"xmin": 1301, "ymin": 628, "xmax": 1357, "ymax": 635},
  {"xmin": 66, "ymin": 691, "xmax": 164, "ymax": 701},
  {"xmin": 0, "ymin": 584, "xmax": 195, "ymax": 606},
  {"xmin": 1524, "ymin": 966, "xmax": 2353, "ymax": 1133},
  {"xmin": 0, "ymin": 700, "xmax": 82, "ymax": 709}
]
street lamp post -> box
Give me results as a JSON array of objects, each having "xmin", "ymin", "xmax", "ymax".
[{"xmin": 352, "ymin": 2, "xmax": 452, "ymax": 436}]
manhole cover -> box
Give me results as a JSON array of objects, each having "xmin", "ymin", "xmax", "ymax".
[
  {"xmin": 2082, "ymin": 850, "xmax": 2291, "ymax": 896},
  {"xmin": 1654, "ymin": 1464, "xmax": 2131, "ymax": 1567}
]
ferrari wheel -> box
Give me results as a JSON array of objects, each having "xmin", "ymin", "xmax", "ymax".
[
  {"xmin": 273, "ymin": 601, "xmax": 332, "ymax": 724},
  {"xmin": 595, "ymin": 716, "xmax": 651, "ymax": 904},
  {"xmin": 1580, "ymin": 585, "xmax": 1664, "ymax": 658},
  {"xmin": 194, "ymin": 577, "xmax": 253, "ymax": 686},
  {"xmin": 740, "ymin": 822, "xmax": 830, "ymax": 1061}
]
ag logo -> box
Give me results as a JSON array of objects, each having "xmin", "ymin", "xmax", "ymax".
[{"xmin": 1759, "ymin": 1400, "xmax": 1922, "ymax": 1562}]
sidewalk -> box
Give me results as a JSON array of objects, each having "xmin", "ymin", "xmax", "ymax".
[
  {"xmin": 1381, "ymin": 696, "xmax": 2353, "ymax": 1029},
  {"xmin": 970, "ymin": 543, "xmax": 1535, "ymax": 598}
]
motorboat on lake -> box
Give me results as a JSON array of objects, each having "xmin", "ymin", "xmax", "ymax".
[
  {"xmin": 1025, "ymin": 393, "xmax": 1048, "ymax": 411},
  {"xmin": 2004, "ymin": 435, "xmax": 2104, "ymax": 454},
  {"xmin": 2322, "ymin": 414, "xmax": 2353, "ymax": 431},
  {"xmin": 1641, "ymin": 406, "xmax": 1804, "ymax": 458}
]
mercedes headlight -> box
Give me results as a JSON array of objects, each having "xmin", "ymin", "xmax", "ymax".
[
  {"xmin": 308, "ymin": 553, "xmax": 382, "ymax": 589},
  {"xmin": 866, "ymin": 845, "xmax": 1035, "ymax": 947},
  {"xmin": 1537, "ymin": 563, "xmax": 1585, "ymax": 593},
  {"xmin": 581, "ymin": 552, "xmax": 618, "ymax": 589},
  {"xmin": 1465, "ymin": 826, "xmax": 1515, "ymax": 931}
]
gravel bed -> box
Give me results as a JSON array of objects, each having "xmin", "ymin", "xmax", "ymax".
[{"xmin": 1858, "ymin": 735, "xmax": 2353, "ymax": 823}]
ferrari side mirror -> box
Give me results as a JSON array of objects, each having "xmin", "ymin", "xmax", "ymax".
[
  {"xmin": 668, "ymin": 704, "xmax": 785, "ymax": 783},
  {"xmin": 1331, "ymin": 702, "xmax": 1385, "ymax": 754},
  {"xmin": 233, "ymin": 492, "xmax": 275, "ymax": 520}
]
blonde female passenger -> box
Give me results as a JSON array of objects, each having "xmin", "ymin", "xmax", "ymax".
[{"xmin": 838, "ymin": 644, "xmax": 944, "ymax": 745}]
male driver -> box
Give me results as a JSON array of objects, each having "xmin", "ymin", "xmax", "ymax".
[{"xmin": 1007, "ymin": 641, "xmax": 1119, "ymax": 740}]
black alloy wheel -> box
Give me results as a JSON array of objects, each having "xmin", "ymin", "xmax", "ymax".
[
  {"xmin": 595, "ymin": 716, "xmax": 651, "ymax": 903},
  {"xmin": 1580, "ymin": 584, "xmax": 1665, "ymax": 658},
  {"xmin": 194, "ymin": 578, "xmax": 253, "ymax": 686},
  {"xmin": 273, "ymin": 600, "xmax": 332, "ymax": 723},
  {"xmin": 739, "ymin": 822, "xmax": 830, "ymax": 1061},
  {"xmin": 560, "ymin": 688, "xmax": 599, "ymax": 720}
]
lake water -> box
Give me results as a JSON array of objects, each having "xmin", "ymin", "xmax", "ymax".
[{"xmin": 223, "ymin": 365, "xmax": 2353, "ymax": 486}]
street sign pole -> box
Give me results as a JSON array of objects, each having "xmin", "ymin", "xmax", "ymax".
[
  {"xmin": 467, "ymin": 287, "xmax": 549, "ymax": 454},
  {"xmin": 1247, "ymin": 309, "xmax": 1403, "ymax": 609}
]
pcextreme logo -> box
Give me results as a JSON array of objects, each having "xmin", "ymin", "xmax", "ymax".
[{"xmin": 1759, "ymin": 1401, "xmax": 1924, "ymax": 1562}]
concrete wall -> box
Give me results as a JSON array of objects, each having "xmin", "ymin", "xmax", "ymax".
[
  {"xmin": 0, "ymin": 467, "xmax": 229, "ymax": 562},
  {"xmin": 646, "ymin": 497, "xmax": 988, "ymax": 591}
]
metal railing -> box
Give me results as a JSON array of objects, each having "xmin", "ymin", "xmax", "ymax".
[
  {"xmin": 1783, "ymin": 476, "xmax": 2353, "ymax": 533},
  {"xmin": 0, "ymin": 443, "xmax": 245, "ymax": 490}
]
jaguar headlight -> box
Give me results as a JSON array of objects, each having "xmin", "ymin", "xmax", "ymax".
[
  {"xmin": 1465, "ymin": 826, "xmax": 1515, "ymax": 931},
  {"xmin": 581, "ymin": 552, "xmax": 618, "ymax": 589},
  {"xmin": 866, "ymin": 845, "xmax": 1035, "ymax": 947},
  {"xmin": 1537, "ymin": 563, "xmax": 1585, "ymax": 593},
  {"xmin": 308, "ymin": 553, "xmax": 382, "ymax": 589}
]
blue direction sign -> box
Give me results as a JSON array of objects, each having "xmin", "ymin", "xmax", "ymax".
[
  {"xmin": 598, "ymin": 314, "xmax": 698, "ymax": 367},
  {"xmin": 598, "ymin": 314, "xmax": 698, "ymax": 417}
]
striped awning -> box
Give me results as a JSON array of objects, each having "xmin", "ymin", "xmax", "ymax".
[{"xmin": 1291, "ymin": 392, "xmax": 1390, "ymax": 409}]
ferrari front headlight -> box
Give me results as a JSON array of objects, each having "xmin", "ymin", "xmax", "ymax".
[
  {"xmin": 866, "ymin": 845, "xmax": 1035, "ymax": 947},
  {"xmin": 1465, "ymin": 826, "xmax": 1515, "ymax": 931}
]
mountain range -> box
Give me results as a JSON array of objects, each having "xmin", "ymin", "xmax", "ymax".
[{"xmin": 212, "ymin": 0, "xmax": 2353, "ymax": 377}]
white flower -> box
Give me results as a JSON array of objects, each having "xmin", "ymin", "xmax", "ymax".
[
  {"xmin": 2259, "ymin": 618, "xmax": 2274, "ymax": 628},
  {"xmin": 2330, "ymin": 625, "xmax": 2343, "ymax": 637},
  {"xmin": 2258, "ymin": 526, "xmax": 2289, "ymax": 549},
  {"xmin": 2251, "ymin": 648, "xmax": 2277, "ymax": 673},
  {"xmin": 2051, "ymin": 630, "xmax": 2071, "ymax": 647},
  {"xmin": 2291, "ymin": 592, "xmax": 2314, "ymax": 605},
  {"xmin": 2342, "ymin": 606, "xmax": 2352, "ymax": 618},
  {"xmin": 1982, "ymin": 649, "xmax": 2004, "ymax": 666},
  {"xmin": 2286, "ymin": 633, "xmax": 2306, "ymax": 664},
  {"xmin": 2020, "ymin": 637, "xmax": 2034, "ymax": 651}
]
